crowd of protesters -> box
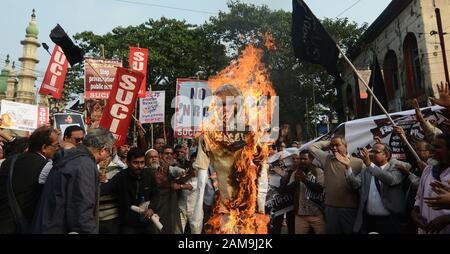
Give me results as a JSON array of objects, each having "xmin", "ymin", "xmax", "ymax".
[{"xmin": 1, "ymin": 84, "xmax": 450, "ymax": 234}]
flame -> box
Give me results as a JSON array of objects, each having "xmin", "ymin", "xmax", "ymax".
[
  {"xmin": 202, "ymin": 43, "xmax": 276, "ymax": 234},
  {"xmin": 264, "ymin": 32, "xmax": 276, "ymax": 51},
  {"xmin": 208, "ymin": 44, "xmax": 276, "ymax": 99}
]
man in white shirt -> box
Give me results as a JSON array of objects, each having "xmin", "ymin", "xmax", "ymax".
[{"xmin": 343, "ymin": 143, "xmax": 410, "ymax": 233}]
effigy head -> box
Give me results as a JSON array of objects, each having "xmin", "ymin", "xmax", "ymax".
[{"xmin": 213, "ymin": 84, "xmax": 243, "ymax": 98}]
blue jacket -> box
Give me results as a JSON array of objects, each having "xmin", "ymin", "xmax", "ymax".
[{"xmin": 32, "ymin": 145, "xmax": 99, "ymax": 234}]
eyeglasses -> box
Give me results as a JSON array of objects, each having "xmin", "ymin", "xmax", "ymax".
[
  {"xmin": 164, "ymin": 152, "xmax": 174, "ymax": 155},
  {"xmin": 74, "ymin": 137, "xmax": 83, "ymax": 143}
]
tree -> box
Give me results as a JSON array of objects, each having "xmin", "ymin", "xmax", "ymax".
[
  {"xmin": 61, "ymin": 17, "xmax": 229, "ymax": 142},
  {"xmin": 207, "ymin": 1, "xmax": 367, "ymax": 140}
]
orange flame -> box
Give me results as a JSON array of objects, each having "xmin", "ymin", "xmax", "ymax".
[{"xmin": 202, "ymin": 43, "xmax": 276, "ymax": 234}]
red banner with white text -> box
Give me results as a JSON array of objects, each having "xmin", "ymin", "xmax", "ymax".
[
  {"xmin": 99, "ymin": 67, "xmax": 144, "ymax": 147},
  {"xmin": 39, "ymin": 46, "xmax": 68, "ymax": 99},
  {"xmin": 128, "ymin": 47, "xmax": 148, "ymax": 98},
  {"xmin": 84, "ymin": 58, "xmax": 122, "ymax": 99}
]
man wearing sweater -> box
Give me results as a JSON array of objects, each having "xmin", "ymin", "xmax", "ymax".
[{"xmin": 308, "ymin": 136, "xmax": 363, "ymax": 234}]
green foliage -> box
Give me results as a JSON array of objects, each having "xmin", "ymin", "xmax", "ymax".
[
  {"xmin": 208, "ymin": 1, "xmax": 367, "ymax": 140},
  {"xmin": 61, "ymin": 17, "xmax": 229, "ymax": 133},
  {"xmin": 60, "ymin": 1, "xmax": 367, "ymax": 141}
]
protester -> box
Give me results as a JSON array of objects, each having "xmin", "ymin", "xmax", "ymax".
[
  {"xmin": 117, "ymin": 145, "xmax": 130, "ymax": 164},
  {"xmin": 411, "ymin": 133, "xmax": 450, "ymax": 234},
  {"xmin": 0, "ymin": 127, "xmax": 59, "ymax": 233},
  {"xmin": 425, "ymin": 180, "xmax": 450, "ymax": 210},
  {"xmin": 275, "ymin": 124, "xmax": 293, "ymax": 151},
  {"xmin": 430, "ymin": 82, "xmax": 450, "ymax": 119},
  {"xmin": 393, "ymin": 125, "xmax": 435, "ymax": 233},
  {"xmin": 269, "ymin": 154, "xmax": 295, "ymax": 234},
  {"xmin": 100, "ymin": 148, "xmax": 159, "ymax": 234},
  {"xmin": 153, "ymin": 146, "xmax": 183, "ymax": 234},
  {"xmin": 1, "ymin": 137, "xmax": 29, "ymax": 166},
  {"xmin": 291, "ymin": 141, "xmax": 301, "ymax": 148},
  {"xmin": 412, "ymin": 99, "xmax": 443, "ymax": 143},
  {"xmin": 177, "ymin": 165, "xmax": 197, "ymax": 234},
  {"xmin": 98, "ymin": 155, "xmax": 121, "ymax": 234},
  {"xmin": 153, "ymin": 137, "xmax": 166, "ymax": 153},
  {"xmin": 268, "ymin": 144, "xmax": 277, "ymax": 156},
  {"xmin": 287, "ymin": 151, "xmax": 325, "ymax": 234},
  {"xmin": 345, "ymin": 143, "xmax": 410, "ymax": 233},
  {"xmin": 308, "ymin": 135, "xmax": 363, "ymax": 234},
  {"xmin": 145, "ymin": 149, "xmax": 159, "ymax": 168},
  {"xmin": 181, "ymin": 142, "xmax": 189, "ymax": 161},
  {"xmin": 135, "ymin": 120, "xmax": 149, "ymax": 152},
  {"xmin": 32, "ymin": 128, "xmax": 115, "ymax": 234},
  {"xmin": 62, "ymin": 125, "xmax": 85, "ymax": 148}
]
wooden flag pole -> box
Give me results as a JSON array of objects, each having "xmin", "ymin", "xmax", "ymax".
[
  {"xmin": 131, "ymin": 114, "xmax": 146, "ymax": 134},
  {"xmin": 336, "ymin": 44, "xmax": 421, "ymax": 162},
  {"xmin": 150, "ymin": 123, "xmax": 154, "ymax": 148},
  {"xmin": 163, "ymin": 122, "xmax": 167, "ymax": 144},
  {"xmin": 133, "ymin": 102, "xmax": 137, "ymax": 146}
]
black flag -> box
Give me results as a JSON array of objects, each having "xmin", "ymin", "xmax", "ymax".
[
  {"xmin": 369, "ymin": 50, "xmax": 388, "ymax": 115},
  {"xmin": 49, "ymin": 24, "xmax": 84, "ymax": 66},
  {"xmin": 292, "ymin": 0, "xmax": 340, "ymax": 80}
]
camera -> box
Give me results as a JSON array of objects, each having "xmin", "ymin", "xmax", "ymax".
[{"xmin": 355, "ymin": 147, "xmax": 364, "ymax": 158}]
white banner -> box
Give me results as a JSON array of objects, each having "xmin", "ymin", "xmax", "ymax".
[
  {"xmin": 302, "ymin": 106, "xmax": 449, "ymax": 161},
  {"xmin": 0, "ymin": 100, "xmax": 49, "ymax": 132},
  {"xmin": 174, "ymin": 79, "xmax": 212, "ymax": 138},
  {"xmin": 139, "ymin": 91, "xmax": 165, "ymax": 124}
]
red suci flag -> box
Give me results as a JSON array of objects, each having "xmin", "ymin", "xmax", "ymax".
[
  {"xmin": 128, "ymin": 47, "xmax": 148, "ymax": 98},
  {"xmin": 99, "ymin": 67, "xmax": 144, "ymax": 146},
  {"xmin": 39, "ymin": 46, "xmax": 68, "ymax": 99}
]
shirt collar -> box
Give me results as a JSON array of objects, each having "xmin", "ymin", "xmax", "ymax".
[
  {"xmin": 36, "ymin": 152, "xmax": 47, "ymax": 160},
  {"xmin": 380, "ymin": 163, "xmax": 389, "ymax": 170}
]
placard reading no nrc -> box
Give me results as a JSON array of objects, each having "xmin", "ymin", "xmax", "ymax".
[
  {"xmin": 139, "ymin": 91, "xmax": 165, "ymax": 124},
  {"xmin": 174, "ymin": 79, "xmax": 212, "ymax": 138}
]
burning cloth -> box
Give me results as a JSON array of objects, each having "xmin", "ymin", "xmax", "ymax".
[{"xmin": 190, "ymin": 42, "xmax": 277, "ymax": 234}]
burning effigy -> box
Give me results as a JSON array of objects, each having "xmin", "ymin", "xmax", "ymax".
[{"xmin": 191, "ymin": 41, "xmax": 277, "ymax": 234}]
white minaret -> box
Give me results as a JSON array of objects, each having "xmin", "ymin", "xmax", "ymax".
[
  {"xmin": 6, "ymin": 60, "xmax": 18, "ymax": 101},
  {"xmin": 16, "ymin": 9, "xmax": 40, "ymax": 105}
]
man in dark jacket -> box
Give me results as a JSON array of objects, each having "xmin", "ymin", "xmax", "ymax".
[
  {"xmin": 32, "ymin": 128, "xmax": 115, "ymax": 234},
  {"xmin": 0, "ymin": 127, "xmax": 59, "ymax": 233},
  {"xmin": 100, "ymin": 148, "xmax": 159, "ymax": 234}
]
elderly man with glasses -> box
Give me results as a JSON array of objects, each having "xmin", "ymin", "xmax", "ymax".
[
  {"xmin": 32, "ymin": 128, "xmax": 115, "ymax": 234},
  {"xmin": 344, "ymin": 143, "xmax": 411, "ymax": 234}
]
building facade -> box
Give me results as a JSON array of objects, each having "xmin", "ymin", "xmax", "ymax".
[{"xmin": 343, "ymin": 0, "xmax": 450, "ymax": 118}]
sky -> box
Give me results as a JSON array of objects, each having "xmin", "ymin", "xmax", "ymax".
[{"xmin": 0, "ymin": 0, "xmax": 391, "ymax": 81}]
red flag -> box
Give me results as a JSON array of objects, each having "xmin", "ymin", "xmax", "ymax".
[
  {"xmin": 39, "ymin": 46, "xmax": 68, "ymax": 99},
  {"xmin": 128, "ymin": 47, "xmax": 148, "ymax": 98},
  {"xmin": 99, "ymin": 67, "xmax": 144, "ymax": 147},
  {"xmin": 37, "ymin": 106, "xmax": 49, "ymax": 127}
]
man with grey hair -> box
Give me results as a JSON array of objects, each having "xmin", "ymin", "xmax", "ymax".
[
  {"xmin": 344, "ymin": 143, "xmax": 410, "ymax": 233},
  {"xmin": 32, "ymin": 128, "xmax": 115, "ymax": 234},
  {"xmin": 145, "ymin": 149, "xmax": 160, "ymax": 170}
]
